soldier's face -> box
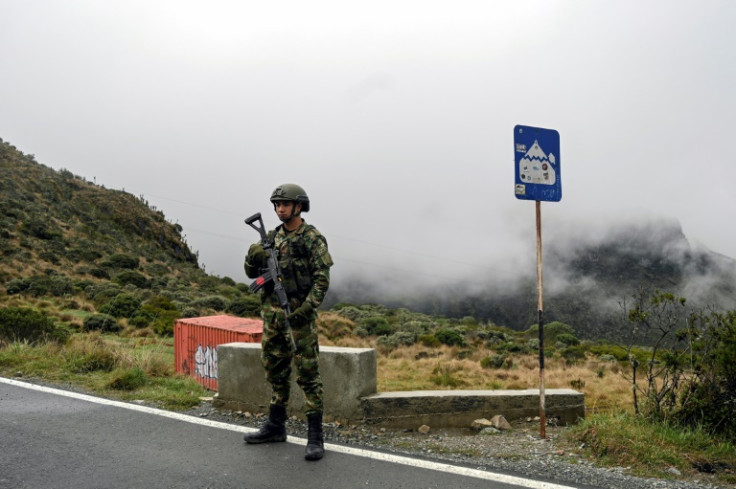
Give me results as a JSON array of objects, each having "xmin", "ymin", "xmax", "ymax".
[{"xmin": 275, "ymin": 201, "xmax": 301, "ymax": 222}]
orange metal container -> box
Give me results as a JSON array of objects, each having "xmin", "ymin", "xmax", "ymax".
[{"xmin": 174, "ymin": 315, "xmax": 263, "ymax": 391}]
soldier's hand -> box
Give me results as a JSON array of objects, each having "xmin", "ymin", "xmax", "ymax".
[
  {"xmin": 287, "ymin": 302, "xmax": 314, "ymax": 327},
  {"xmin": 247, "ymin": 244, "xmax": 267, "ymax": 268}
]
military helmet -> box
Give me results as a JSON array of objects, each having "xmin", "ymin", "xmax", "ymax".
[{"xmin": 270, "ymin": 183, "xmax": 310, "ymax": 212}]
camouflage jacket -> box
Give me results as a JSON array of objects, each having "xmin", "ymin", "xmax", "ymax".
[{"xmin": 257, "ymin": 220, "xmax": 333, "ymax": 313}]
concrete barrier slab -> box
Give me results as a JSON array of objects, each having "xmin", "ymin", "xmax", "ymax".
[
  {"xmin": 361, "ymin": 389, "xmax": 585, "ymax": 429},
  {"xmin": 214, "ymin": 342, "xmax": 376, "ymax": 423}
]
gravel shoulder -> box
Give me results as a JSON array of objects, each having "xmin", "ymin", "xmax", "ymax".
[{"xmin": 188, "ymin": 400, "xmax": 730, "ymax": 489}]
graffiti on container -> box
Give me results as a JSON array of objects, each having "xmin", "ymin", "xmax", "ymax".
[{"xmin": 194, "ymin": 344, "xmax": 218, "ymax": 379}]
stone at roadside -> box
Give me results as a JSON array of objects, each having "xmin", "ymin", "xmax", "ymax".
[
  {"xmin": 490, "ymin": 414, "xmax": 512, "ymax": 431},
  {"xmin": 479, "ymin": 427, "xmax": 501, "ymax": 436},
  {"xmin": 417, "ymin": 425, "xmax": 431, "ymax": 434},
  {"xmin": 471, "ymin": 418, "xmax": 493, "ymax": 431}
]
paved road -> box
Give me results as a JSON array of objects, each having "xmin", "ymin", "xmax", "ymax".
[{"xmin": 0, "ymin": 378, "xmax": 585, "ymax": 489}]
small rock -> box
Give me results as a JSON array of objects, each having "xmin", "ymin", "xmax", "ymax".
[
  {"xmin": 478, "ymin": 427, "xmax": 501, "ymax": 436},
  {"xmin": 471, "ymin": 418, "xmax": 493, "ymax": 431},
  {"xmin": 666, "ymin": 467, "xmax": 682, "ymax": 476},
  {"xmin": 490, "ymin": 415, "xmax": 512, "ymax": 431},
  {"xmin": 417, "ymin": 425, "xmax": 431, "ymax": 434}
]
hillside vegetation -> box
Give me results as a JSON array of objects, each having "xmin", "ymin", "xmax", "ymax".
[
  {"xmin": 1, "ymin": 138, "xmax": 735, "ymax": 485},
  {"xmin": 0, "ymin": 138, "xmax": 261, "ymax": 337}
]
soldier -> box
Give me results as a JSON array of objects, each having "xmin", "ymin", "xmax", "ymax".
[{"xmin": 243, "ymin": 183, "xmax": 333, "ymax": 461}]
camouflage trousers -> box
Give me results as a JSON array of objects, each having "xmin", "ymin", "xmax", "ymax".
[{"xmin": 260, "ymin": 309, "xmax": 323, "ymax": 414}]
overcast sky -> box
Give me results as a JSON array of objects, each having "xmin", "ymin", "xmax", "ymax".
[{"xmin": 2, "ymin": 0, "xmax": 735, "ymax": 290}]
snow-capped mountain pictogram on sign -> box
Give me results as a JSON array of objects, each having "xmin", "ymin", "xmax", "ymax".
[{"xmin": 519, "ymin": 139, "xmax": 556, "ymax": 185}]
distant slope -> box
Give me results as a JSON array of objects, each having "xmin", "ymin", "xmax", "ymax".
[{"xmin": 327, "ymin": 219, "xmax": 736, "ymax": 343}]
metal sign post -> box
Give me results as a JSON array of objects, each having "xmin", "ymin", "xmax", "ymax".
[
  {"xmin": 514, "ymin": 125, "xmax": 561, "ymax": 439},
  {"xmin": 535, "ymin": 199, "xmax": 546, "ymax": 439}
]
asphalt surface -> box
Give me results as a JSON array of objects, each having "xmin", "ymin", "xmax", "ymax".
[{"xmin": 0, "ymin": 378, "xmax": 594, "ymax": 489}]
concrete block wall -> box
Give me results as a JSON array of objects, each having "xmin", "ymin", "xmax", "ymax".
[
  {"xmin": 361, "ymin": 389, "xmax": 585, "ymax": 429},
  {"xmin": 214, "ymin": 343, "xmax": 585, "ymax": 428},
  {"xmin": 215, "ymin": 343, "xmax": 377, "ymax": 423}
]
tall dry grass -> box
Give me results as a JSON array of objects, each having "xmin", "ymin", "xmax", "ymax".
[{"xmin": 317, "ymin": 312, "xmax": 634, "ymax": 413}]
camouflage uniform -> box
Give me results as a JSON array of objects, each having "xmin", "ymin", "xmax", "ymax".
[{"xmin": 246, "ymin": 220, "xmax": 333, "ymax": 415}]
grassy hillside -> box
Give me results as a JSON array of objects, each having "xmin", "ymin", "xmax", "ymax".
[{"xmin": 0, "ymin": 138, "xmax": 260, "ymax": 335}]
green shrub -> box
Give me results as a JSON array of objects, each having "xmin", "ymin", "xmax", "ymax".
[
  {"xmin": 143, "ymin": 295, "xmax": 178, "ymax": 311},
  {"xmin": 99, "ymin": 294, "xmax": 142, "ymax": 318},
  {"xmin": 589, "ymin": 343, "xmax": 629, "ymax": 361},
  {"xmin": 480, "ymin": 329, "xmax": 508, "ymax": 346},
  {"xmin": 151, "ymin": 311, "xmax": 180, "ymax": 335},
  {"xmin": 418, "ymin": 334, "xmax": 441, "ymax": 347},
  {"xmin": 38, "ymin": 250, "xmax": 60, "ymax": 264},
  {"xmin": 89, "ymin": 267, "xmax": 110, "ymax": 279},
  {"xmin": 114, "ymin": 270, "xmax": 149, "ymax": 288},
  {"xmin": 21, "ymin": 219, "xmax": 61, "ymax": 240},
  {"xmin": 527, "ymin": 321, "xmax": 576, "ymax": 343},
  {"xmin": 361, "ymin": 316, "xmax": 393, "ymax": 336},
  {"xmin": 480, "ymin": 353, "xmax": 511, "ymax": 369},
  {"xmin": 68, "ymin": 244, "xmax": 102, "ymax": 262},
  {"xmin": 570, "ymin": 378, "xmax": 586, "ymax": 390},
  {"xmin": 86, "ymin": 283, "xmax": 123, "ymax": 305},
  {"xmin": 4, "ymin": 278, "xmax": 29, "ymax": 294},
  {"xmin": 674, "ymin": 310, "xmax": 736, "ymax": 442},
  {"xmin": 193, "ymin": 295, "xmax": 228, "ymax": 311},
  {"xmin": 137, "ymin": 296, "xmax": 180, "ymax": 335},
  {"xmin": 398, "ymin": 320, "xmax": 433, "ymax": 335},
  {"xmin": 497, "ymin": 341, "xmax": 527, "ymax": 353},
  {"xmin": 102, "ymin": 253, "xmax": 139, "ymax": 270},
  {"xmin": 5, "ymin": 275, "xmax": 74, "ymax": 297},
  {"xmin": 434, "ymin": 327, "xmax": 465, "ymax": 347},
  {"xmin": 0, "ymin": 307, "xmax": 63, "ymax": 344},
  {"xmin": 561, "ymin": 345, "xmax": 586, "ymax": 365},
  {"xmin": 83, "ymin": 314, "xmax": 121, "ymax": 333},
  {"xmin": 376, "ymin": 331, "xmax": 417, "ymax": 349},
  {"xmin": 461, "ymin": 316, "xmax": 478, "ymax": 326},
  {"xmin": 556, "ymin": 333, "xmax": 581, "ymax": 346},
  {"xmin": 227, "ymin": 296, "xmax": 261, "ymax": 317},
  {"xmin": 334, "ymin": 305, "xmax": 372, "ymax": 322},
  {"xmin": 129, "ymin": 315, "xmax": 151, "ymax": 328}
]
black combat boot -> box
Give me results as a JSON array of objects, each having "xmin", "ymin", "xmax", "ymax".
[
  {"xmin": 304, "ymin": 412, "xmax": 324, "ymax": 461},
  {"xmin": 244, "ymin": 404, "xmax": 287, "ymax": 444}
]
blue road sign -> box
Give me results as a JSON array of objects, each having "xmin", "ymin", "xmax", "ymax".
[{"xmin": 514, "ymin": 125, "xmax": 561, "ymax": 202}]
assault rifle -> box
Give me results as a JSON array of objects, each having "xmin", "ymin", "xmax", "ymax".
[{"xmin": 245, "ymin": 212, "xmax": 296, "ymax": 352}]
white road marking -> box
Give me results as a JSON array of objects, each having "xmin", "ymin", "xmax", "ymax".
[{"xmin": 1, "ymin": 377, "xmax": 577, "ymax": 489}]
